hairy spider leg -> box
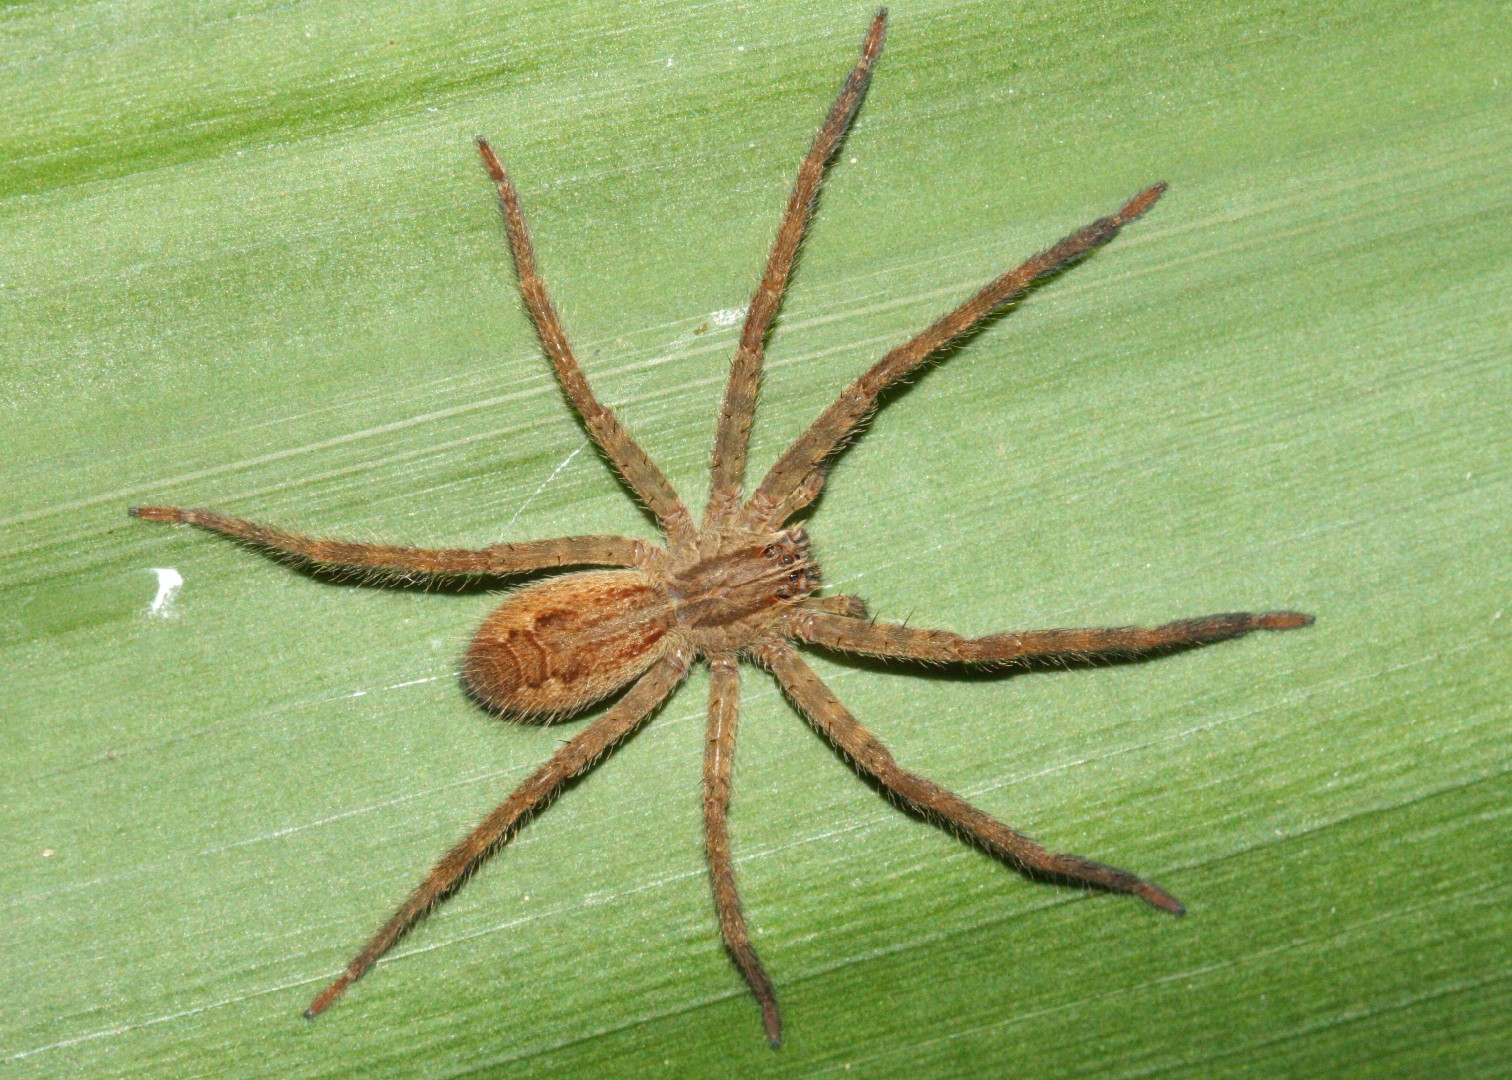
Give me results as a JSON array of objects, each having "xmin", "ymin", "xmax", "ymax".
[
  {"xmin": 760, "ymin": 641, "xmax": 1186, "ymax": 913},
  {"xmin": 305, "ymin": 650, "xmax": 691, "ymax": 1018},
  {"xmin": 794, "ymin": 608, "xmax": 1316, "ymax": 663},
  {"xmin": 704, "ymin": 655, "xmax": 783, "ymax": 1046},
  {"xmin": 127, "ymin": 506, "xmax": 646, "ymax": 576},
  {"xmin": 704, "ymin": 8, "xmax": 888, "ymax": 529},
  {"xmin": 476, "ymin": 139, "xmax": 695, "ymax": 548},
  {"xmin": 743, "ymin": 182, "xmax": 1167, "ymax": 530}
]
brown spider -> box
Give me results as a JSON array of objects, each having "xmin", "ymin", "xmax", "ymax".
[{"xmin": 130, "ymin": 10, "xmax": 1311, "ymax": 1048}]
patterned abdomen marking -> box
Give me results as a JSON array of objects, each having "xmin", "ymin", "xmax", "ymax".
[{"xmin": 464, "ymin": 570, "xmax": 676, "ymax": 719}]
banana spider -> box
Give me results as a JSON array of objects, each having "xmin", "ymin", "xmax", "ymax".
[{"xmin": 131, "ymin": 9, "xmax": 1311, "ymax": 1048}]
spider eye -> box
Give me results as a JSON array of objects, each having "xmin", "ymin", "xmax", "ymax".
[
  {"xmin": 780, "ymin": 553, "xmax": 795, "ymax": 566},
  {"xmin": 787, "ymin": 571, "xmax": 801, "ymax": 583},
  {"xmin": 762, "ymin": 545, "xmax": 777, "ymax": 558}
]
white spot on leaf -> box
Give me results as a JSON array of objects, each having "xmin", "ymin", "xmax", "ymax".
[{"xmin": 146, "ymin": 567, "xmax": 183, "ymax": 618}]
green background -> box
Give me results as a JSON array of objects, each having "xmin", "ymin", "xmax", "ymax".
[{"xmin": 4, "ymin": 0, "xmax": 1506, "ymax": 1075}]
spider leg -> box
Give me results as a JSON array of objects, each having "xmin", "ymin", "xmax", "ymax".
[
  {"xmin": 792, "ymin": 609, "xmax": 1314, "ymax": 663},
  {"xmin": 305, "ymin": 649, "xmax": 690, "ymax": 1018},
  {"xmin": 758, "ymin": 640, "xmax": 1185, "ymax": 914},
  {"xmin": 475, "ymin": 138, "xmax": 694, "ymax": 546},
  {"xmin": 705, "ymin": 655, "xmax": 782, "ymax": 1048},
  {"xmin": 129, "ymin": 506, "xmax": 649, "ymax": 577},
  {"xmin": 704, "ymin": 10, "xmax": 886, "ymax": 528},
  {"xmin": 744, "ymin": 183, "xmax": 1167, "ymax": 525},
  {"xmin": 758, "ymin": 466, "xmax": 828, "ymax": 531},
  {"xmin": 798, "ymin": 593, "xmax": 869, "ymax": 620}
]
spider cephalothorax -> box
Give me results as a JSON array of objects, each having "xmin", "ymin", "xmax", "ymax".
[
  {"xmin": 131, "ymin": 9, "xmax": 1311, "ymax": 1049},
  {"xmin": 669, "ymin": 526, "xmax": 821, "ymax": 635}
]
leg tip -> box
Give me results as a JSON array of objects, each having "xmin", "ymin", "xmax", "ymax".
[
  {"xmin": 305, "ymin": 977, "xmax": 349, "ymax": 1018},
  {"xmin": 762, "ymin": 1001, "xmax": 783, "ymax": 1049},
  {"xmin": 128, "ymin": 505, "xmax": 186, "ymax": 523},
  {"xmin": 1257, "ymin": 611, "xmax": 1314, "ymax": 631},
  {"xmin": 476, "ymin": 138, "xmax": 507, "ymax": 182},
  {"xmin": 859, "ymin": 9, "xmax": 887, "ymax": 61},
  {"xmin": 1138, "ymin": 882, "xmax": 1186, "ymax": 916},
  {"xmin": 1116, "ymin": 182, "xmax": 1167, "ymax": 224}
]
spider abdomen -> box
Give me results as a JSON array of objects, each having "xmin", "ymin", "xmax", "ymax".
[{"xmin": 463, "ymin": 569, "xmax": 677, "ymax": 720}]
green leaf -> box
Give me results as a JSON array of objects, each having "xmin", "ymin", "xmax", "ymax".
[{"xmin": 4, "ymin": 0, "xmax": 1506, "ymax": 1075}]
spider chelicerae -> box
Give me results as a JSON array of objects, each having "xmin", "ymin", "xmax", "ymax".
[{"xmin": 131, "ymin": 9, "xmax": 1311, "ymax": 1048}]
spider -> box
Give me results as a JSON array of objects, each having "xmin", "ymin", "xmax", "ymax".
[{"xmin": 131, "ymin": 9, "xmax": 1312, "ymax": 1049}]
